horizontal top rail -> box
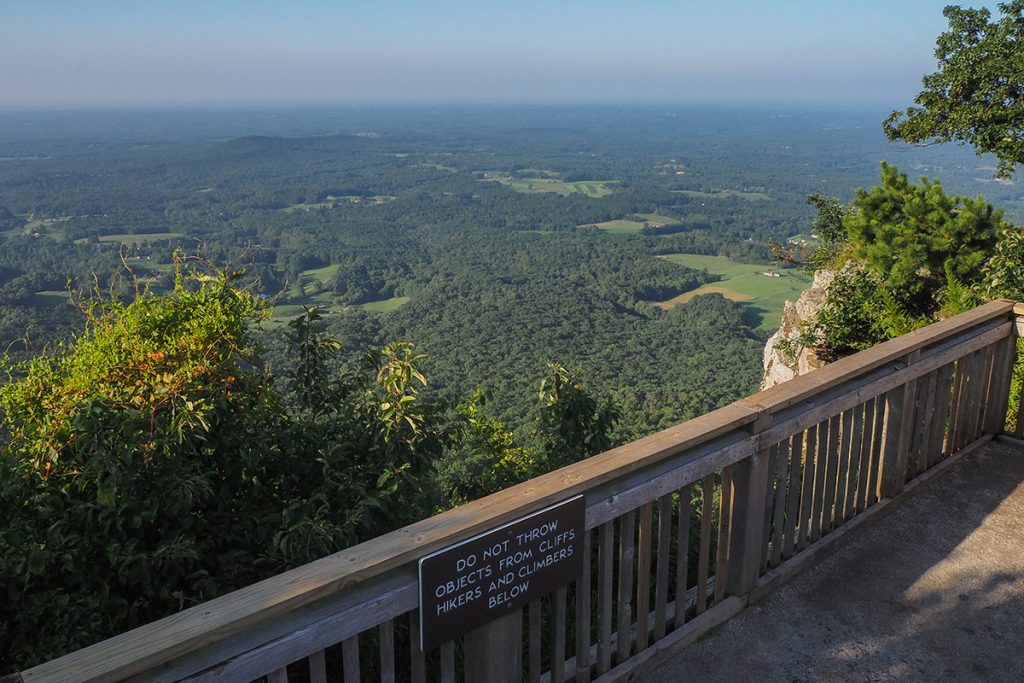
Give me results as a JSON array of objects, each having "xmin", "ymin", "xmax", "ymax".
[{"xmin": 21, "ymin": 299, "xmax": 1021, "ymax": 683}]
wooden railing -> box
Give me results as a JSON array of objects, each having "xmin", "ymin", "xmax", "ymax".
[{"xmin": 17, "ymin": 300, "xmax": 1024, "ymax": 683}]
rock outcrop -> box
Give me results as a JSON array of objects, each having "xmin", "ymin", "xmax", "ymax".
[{"xmin": 760, "ymin": 270, "xmax": 832, "ymax": 390}]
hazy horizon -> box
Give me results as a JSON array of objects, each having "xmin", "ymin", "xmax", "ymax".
[{"xmin": 0, "ymin": 1, "xmax": 1004, "ymax": 109}]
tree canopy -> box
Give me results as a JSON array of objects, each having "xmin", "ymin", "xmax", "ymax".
[
  {"xmin": 884, "ymin": 1, "xmax": 1024, "ymax": 177},
  {"xmin": 796, "ymin": 163, "xmax": 1018, "ymax": 354}
]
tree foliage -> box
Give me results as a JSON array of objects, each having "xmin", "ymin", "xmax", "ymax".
[
  {"xmin": 797, "ymin": 163, "xmax": 1016, "ymax": 355},
  {"xmin": 885, "ymin": 1, "xmax": 1024, "ymax": 177},
  {"xmin": 0, "ymin": 270, "xmax": 443, "ymax": 669},
  {"xmin": 844, "ymin": 162, "xmax": 1001, "ymax": 314},
  {"xmin": 0, "ymin": 266, "xmax": 626, "ymax": 671}
]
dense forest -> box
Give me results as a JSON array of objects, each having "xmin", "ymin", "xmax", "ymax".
[{"xmin": 1, "ymin": 106, "xmax": 1021, "ymax": 436}]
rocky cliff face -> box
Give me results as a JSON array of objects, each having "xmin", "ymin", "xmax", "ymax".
[{"xmin": 760, "ymin": 270, "xmax": 832, "ymax": 390}]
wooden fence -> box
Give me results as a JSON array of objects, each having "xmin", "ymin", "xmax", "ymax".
[{"xmin": 17, "ymin": 300, "xmax": 1024, "ymax": 683}]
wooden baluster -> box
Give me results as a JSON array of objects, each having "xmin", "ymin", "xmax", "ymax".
[
  {"xmin": 947, "ymin": 353, "xmax": 971, "ymax": 454},
  {"xmin": 615, "ymin": 509, "xmax": 636, "ymax": 664},
  {"xmin": 309, "ymin": 650, "xmax": 328, "ymax": 683},
  {"xmin": 714, "ymin": 466, "xmax": 733, "ymax": 601},
  {"xmin": 834, "ymin": 409, "xmax": 853, "ymax": 524},
  {"xmin": 843, "ymin": 405, "xmax": 864, "ymax": 521},
  {"xmin": 769, "ymin": 440, "xmax": 789, "ymax": 566},
  {"xmin": 635, "ymin": 502, "xmax": 653, "ymax": 651},
  {"xmin": 597, "ymin": 522, "xmax": 614, "ymax": 675},
  {"xmin": 552, "ymin": 588, "xmax": 567, "ymax": 683},
  {"xmin": 724, "ymin": 444, "xmax": 771, "ymax": 597},
  {"xmin": 410, "ymin": 610, "xmax": 426, "ymax": 683},
  {"xmin": 696, "ymin": 474, "xmax": 714, "ymax": 613},
  {"xmin": 821, "ymin": 414, "xmax": 841, "ymax": 532},
  {"xmin": 342, "ymin": 635, "xmax": 360, "ymax": 683},
  {"xmin": 528, "ymin": 600, "xmax": 542, "ymax": 683},
  {"xmin": 653, "ymin": 493, "xmax": 672, "ymax": 641},
  {"xmin": 809, "ymin": 420, "xmax": 829, "ymax": 541},
  {"xmin": 855, "ymin": 398, "xmax": 876, "ymax": 512},
  {"xmin": 465, "ymin": 610, "xmax": 521, "ymax": 683},
  {"xmin": 879, "ymin": 351, "xmax": 920, "ymax": 499},
  {"xmin": 782, "ymin": 434, "xmax": 802, "ymax": 558},
  {"xmin": 378, "ymin": 620, "xmax": 395, "ymax": 683},
  {"xmin": 674, "ymin": 484, "xmax": 693, "ymax": 627},
  {"xmin": 984, "ymin": 334, "xmax": 1017, "ymax": 435},
  {"xmin": 797, "ymin": 425, "xmax": 817, "ymax": 550},
  {"xmin": 440, "ymin": 641, "xmax": 455, "ymax": 683},
  {"xmin": 913, "ymin": 372, "xmax": 938, "ymax": 476},
  {"xmin": 575, "ymin": 528, "xmax": 593, "ymax": 683},
  {"xmin": 759, "ymin": 443, "xmax": 778, "ymax": 574}
]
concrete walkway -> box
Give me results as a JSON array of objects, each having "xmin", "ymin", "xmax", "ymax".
[{"xmin": 648, "ymin": 439, "xmax": 1024, "ymax": 683}]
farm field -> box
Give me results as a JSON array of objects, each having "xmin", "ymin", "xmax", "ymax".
[
  {"xmin": 269, "ymin": 264, "xmax": 342, "ymax": 324},
  {"xmin": 673, "ymin": 189, "xmax": 770, "ymax": 201},
  {"xmin": 361, "ymin": 296, "xmax": 410, "ymax": 312},
  {"xmin": 482, "ymin": 175, "xmax": 618, "ymax": 197},
  {"xmin": 96, "ymin": 233, "xmax": 183, "ymax": 245},
  {"xmin": 270, "ymin": 264, "xmax": 409, "ymax": 322},
  {"xmin": 653, "ymin": 254, "xmax": 810, "ymax": 331},
  {"xmin": 586, "ymin": 212, "xmax": 680, "ymax": 234},
  {"xmin": 286, "ymin": 264, "xmax": 340, "ymax": 296}
]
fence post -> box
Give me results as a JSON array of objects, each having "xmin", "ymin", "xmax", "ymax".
[
  {"xmin": 984, "ymin": 332, "xmax": 1017, "ymax": 435},
  {"xmin": 1014, "ymin": 305, "xmax": 1024, "ymax": 438},
  {"xmin": 725, "ymin": 410, "xmax": 772, "ymax": 596},
  {"xmin": 878, "ymin": 350, "xmax": 920, "ymax": 498},
  {"xmin": 464, "ymin": 609, "xmax": 522, "ymax": 683}
]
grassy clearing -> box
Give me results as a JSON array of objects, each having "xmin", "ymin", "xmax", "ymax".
[
  {"xmin": 96, "ymin": 233, "xmax": 183, "ymax": 245},
  {"xmin": 271, "ymin": 265, "xmax": 408, "ymax": 321},
  {"xmin": 282, "ymin": 196, "xmax": 397, "ymax": 212},
  {"xmin": 654, "ymin": 254, "xmax": 810, "ymax": 330},
  {"xmin": 302, "ymin": 264, "xmax": 341, "ymax": 287},
  {"xmin": 416, "ymin": 163, "xmax": 458, "ymax": 172},
  {"xmin": 284, "ymin": 264, "xmax": 341, "ymax": 298},
  {"xmin": 673, "ymin": 189, "xmax": 770, "ymax": 201},
  {"xmin": 281, "ymin": 202, "xmax": 334, "ymax": 212},
  {"xmin": 361, "ymin": 296, "xmax": 410, "ymax": 313},
  {"xmin": 631, "ymin": 213, "xmax": 679, "ymax": 225},
  {"xmin": 586, "ymin": 212, "xmax": 681, "ymax": 234},
  {"xmin": 11, "ymin": 217, "xmax": 73, "ymax": 241},
  {"xmin": 25, "ymin": 290, "xmax": 71, "ymax": 307},
  {"xmin": 269, "ymin": 291, "xmax": 338, "ymax": 323},
  {"xmin": 652, "ymin": 285, "xmax": 756, "ymax": 308},
  {"xmin": 482, "ymin": 176, "xmax": 618, "ymax": 197}
]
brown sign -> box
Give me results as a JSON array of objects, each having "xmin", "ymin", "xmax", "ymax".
[{"xmin": 418, "ymin": 495, "xmax": 585, "ymax": 650}]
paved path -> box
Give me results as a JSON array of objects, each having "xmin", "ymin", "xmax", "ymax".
[{"xmin": 648, "ymin": 439, "xmax": 1024, "ymax": 683}]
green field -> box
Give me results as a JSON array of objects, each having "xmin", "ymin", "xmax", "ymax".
[
  {"xmin": 361, "ymin": 296, "xmax": 410, "ymax": 312},
  {"xmin": 271, "ymin": 264, "xmax": 409, "ymax": 321},
  {"xmin": 483, "ymin": 176, "xmax": 618, "ymax": 197},
  {"xmin": 282, "ymin": 196, "xmax": 396, "ymax": 213},
  {"xmin": 586, "ymin": 213, "xmax": 680, "ymax": 234},
  {"xmin": 25, "ymin": 290, "xmax": 71, "ymax": 307},
  {"xmin": 673, "ymin": 189, "xmax": 770, "ymax": 201},
  {"xmin": 654, "ymin": 254, "xmax": 810, "ymax": 330},
  {"xmin": 270, "ymin": 264, "xmax": 343, "ymax": 322},
  {"xmin": 281, "ymin": 201, "xmax": 335, "ymax": 212},
  {"xmin": 97, "ymin": 232, "xmax": 183, "ymax": 245},
  {"xmin": 416, "ymin": 163, "xmax": 458, "ymax": 172},
  {"xmin": 304, "ymin": 263, "xmax": 341, "ymax": 282}
]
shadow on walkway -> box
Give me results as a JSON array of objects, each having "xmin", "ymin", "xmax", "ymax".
[{"xmin": 648, "ymin": 440, "xmax": 1024, "ymax": 683}]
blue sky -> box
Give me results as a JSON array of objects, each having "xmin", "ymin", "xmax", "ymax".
[{"xmin": 0, "ymin": 1, "xmax": 1003, "ymax": 108}]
